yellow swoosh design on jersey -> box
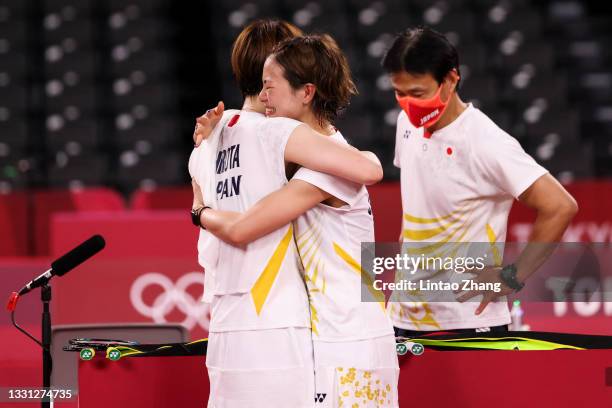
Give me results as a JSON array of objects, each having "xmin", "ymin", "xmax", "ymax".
[
  {"xmin": 393, "ymin": 299, "xmax": 442, "ymax": 331},
  {"xmin": 402, "ymin": 203, "xmax": 476, "ymax": 255},
  {"xmin": 403, "ymin": 209, "xmax": 464, "ymax": 224},
  {"xmin": 403, "ymin": 222, "xmax": 457, "ymax": 241},
  {"xmin": 309, "ymin": 303, "xmax": 319, "ymax": 336},
  {"xmin": 409, "ymin": 301, "xmax": 442, "ymax": 330},
  {"xmin": 403, "ymin": 216, "xmax": 471, "ymax": 256},
  {"xmin": 333, "ymin": 242, "xmax": 386, "ymax": 310},
  {"xmin": 402, "ymin": 209, "xmax": 469, "ymax": 241},
  {"xmin": 298, "ymin": 222, "xmax": 321, "ymax": 253},
  {"xmin": 486, "ymin": 223, "xmax": 502, "ymax": 266},
  {"xmin": 296, "ymin": 220, "xmax": 325, "ymax": 335},
  {"xmin": 398, "ymin": 205, "xmax": 479, "ymax": 330},
  {"xmin": 251, "ymin": 225, "xmax": 293, "ymax": 315},
  {"xmin": 296, "ymin": 210, "xmax": 323, "ymax": 244}
]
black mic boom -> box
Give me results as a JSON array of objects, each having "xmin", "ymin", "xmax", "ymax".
[
  {"xmin": 18, "ymin": 235, "xmax": 106, "ymax": 295},
  {"xmin": 50, "ymin": 234, "xmax": 106, "ymax": 276}
]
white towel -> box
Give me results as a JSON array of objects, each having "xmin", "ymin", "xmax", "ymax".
[{"xmin": 188, "ymin": 109, "xmax": 239, "ymax": 303}]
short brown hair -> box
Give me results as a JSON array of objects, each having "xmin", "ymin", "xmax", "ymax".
[
  {"xmin": 231, "ymin": 19, "xmax": 302, "ymax": 97},
  {"xmin": 271, "ymin": 34, "xmax": 358, "ymax": 125}
]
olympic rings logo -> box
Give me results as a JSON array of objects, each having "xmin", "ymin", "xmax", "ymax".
[{"xmin": 130, "ymin": 272, "xmax": 210, "ymax": 330}]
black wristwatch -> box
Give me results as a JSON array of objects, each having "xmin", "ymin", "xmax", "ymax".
[
  {"xmin": 191, "ymin": 206, "xmax": 210, "ymax": 228},
  {"xmin": 499, "ymin": 264, "xmax": 524, "ymax": 292}
]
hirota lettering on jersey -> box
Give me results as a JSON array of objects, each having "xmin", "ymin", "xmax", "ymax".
[{"xmin": 216, "ymin": 144, "xmax": 242, "ymax": 200}]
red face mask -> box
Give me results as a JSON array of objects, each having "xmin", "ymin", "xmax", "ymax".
[{"xmin": 396, "ymin": 81, "xmax": 453, "ymax": 129}]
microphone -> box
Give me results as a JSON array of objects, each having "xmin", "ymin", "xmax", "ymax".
[{"xmin": 18, "ymin": 235, "xmax": 106, "ymax": 296}]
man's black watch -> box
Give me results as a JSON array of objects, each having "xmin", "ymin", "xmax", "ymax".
[
  {"xmin": 499, "ymin": 264, "xmax": 524, "ymax": 292},
  {"xmin": 191, "ymin": 206, "xmax": 210, "ymax": 228}
]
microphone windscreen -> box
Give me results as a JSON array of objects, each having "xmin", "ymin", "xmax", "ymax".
[{"xmin": 51, "ymin": 235, "xmax": 106, "ymax": 276}]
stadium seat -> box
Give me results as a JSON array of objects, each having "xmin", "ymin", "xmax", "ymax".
[
  {"xmin": 0, "ymin": 21, "xmax": 27, "ymax": 47},
  {"xmin": 70, "ymin": 187, "xmax": 126, "ymax": 211},
  {"xmin": 43, "ymin": 0, "xmax": 94, "ymax": 13},
  {"xmin": 106, "ymin": 0, "xmax": 167, "ymax": 15},
  {"xmin": 0, "ymin": 119, "xmax": 28, "ymax": 151},
  {"xmin": 482, "ymin": 9, "xmax": 542, "ymax": 40},
  {"xmin": 502, "ymin": 73, "xmax": 569, "ymax": 111},
  {"xmin": 42, "ymin": 19, "xmax": 94, "ymax": 47},
  {"xmin": 32, "ymin": 187, "xmax": 125, "ymax": 255},
  {"xmin": 109, "ymin": 50, "xmax": 175, "ymax": 80},
  {"xmin": 292, "ymin": 12, "xmax": 352, "ymax": 45},
  {"xmin": 0, "ymin": 190, "xmax": 28, "ymax": 256},
  {"xmin": 460, "ymin": 75, "xmax": 500, "ymax": 110},
  {"xmin": 494, "ymin": 41, "xmax": 556, "ymax": 73},
  {"xmin": 107, "ymin": 18, "xmax": 173, "ymax": 45},
  {"xmin": 457, "ymin": 43, "xmax": 488, "ymax": 77},
  {"xmin": 573, "ymin": 71, "xmax": 612, "ymax": 102},
  {"xmin": 110, "ymin": 82, "xmax": 178, "ymax": 113},
  {"xmin": 0, "ymin": 2, "xmax": 28, "ymax": 17},
  {"xmin": 47, "ymin": 155, "xmax": 110, "ymax": 187},
  {"xmin": 131, "ymin": 186, "xmax": 193, "ymax": 209},
  {"xmin": 113, "ymin": 117, "xmax": 180, "ymax": 151},
  {"xmin": 115, "ymin": 152, "xmax": 188, "ymax": 192},
  {"xmin": 528, "ymin": 139, "xmax": 594, "ymax": 182},
  {"xmin": 425, "ymin": 11, "xmax": 476, "ymax": 45},
  {"xmin": 485, "ymin": 109, "xmax": 514, "ymax": 135},
  {"xmin": 335, "ymin": 114, "xmax": 375, "ymax": 146},
  {"xmin": 45, "ymin": 119, "xmax": 100, "ymax": 154},
  {"xmin": 524, "ymin": 109, "xmax": 581, "ymax": 143},
  {"xmin": 0, "ymin": 51, "xmax": 27, "ymax": 79},
  {"xmin": 220, "ymin": 79, "xmax": 243, "ymax": 109},
  {"xmin": 0, "ymin": 0, "xmax": 609, "ymax": 200},
  {"xmin": 347, "ymin": 0, "xmax": 405, "ymax": 13},
  {"xmin": 411, "ymin": 0, "xmax": 468, "ymax": 12},
  {"xmin": 593, "ymin": 135, "xmax": 612, "ymax": 177},
  {"xmin": 352, "ymin": 11, "xmax": 413, "ymax": 43},
  {"xmin": 44, "ymin": 82, "xmax": 98, "ymax": 115},
  {"xmin": 0, "ymin": 155, "xmax": 37, "ymax": 191},
  {"xmin": 0, "ymin": 84, "xmax": 27, "ymax": 111},
  {"xmin": 370, "ymin": 78, "xmax": 399, "ymax": 112},
  {"xmin": 216, "ymin": 0, "xmax": 277, "ymax": 14},
  {"xmin": 44, "ymin": 51, "xmax": 96, "ymax": 79}
]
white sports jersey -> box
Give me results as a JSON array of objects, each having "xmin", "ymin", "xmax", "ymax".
[
  {"xmin": 390, "ymin": 104, "xmax": 548, "ymax": 330},
  {"xmin": 292, "ymin": 132, "xmax": 395, "ymax": 341},
  {"xmin": 208, "ymin": 111, "xmax": 310, "ymax": 333},
  {"xmin": 189, "ymin": 109, "xmax": 239, "ymax": 303}
]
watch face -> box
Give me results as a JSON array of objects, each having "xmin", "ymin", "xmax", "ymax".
[{"xmin": 501, "ymin": 265, "xmax": 521, "ymax": 290}]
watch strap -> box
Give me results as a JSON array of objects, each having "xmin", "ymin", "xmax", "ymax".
[
  {"xmin": 191, "ymin": 206, "xmax": 210, "ymax": 228},
  {"xmin": 499, "ymin": 264, "xmax": 524, "ymax": 292}
]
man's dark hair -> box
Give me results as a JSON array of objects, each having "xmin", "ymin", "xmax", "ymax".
[{"xmin": 382, "ymin": 26, "xmax": 460, "ymax": 87}]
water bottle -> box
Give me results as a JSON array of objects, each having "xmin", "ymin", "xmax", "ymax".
[{"xmin": 510, "ymin": 299, "xmax": 524, "ymax": 331}]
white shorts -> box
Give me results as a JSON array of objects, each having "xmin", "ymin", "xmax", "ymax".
[
  {"xmin": 313, "ymin": 335, "xmax": 399, "ymax": 408},
  {"xmin": 206, "ymin": 327, "xmax": 315, "ymax": 408}
]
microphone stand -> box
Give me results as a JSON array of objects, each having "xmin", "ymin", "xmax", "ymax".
[
  {"xmin": 9, "ymin": 284, "xmax": 54, "ymax": 408},
  {"xmin": 7, "ymin": 234, "xmax": 106, "ymax": 407},
  {"xmin": 41, "ymin": 284, "xmax": 52, "ymax": 408}
]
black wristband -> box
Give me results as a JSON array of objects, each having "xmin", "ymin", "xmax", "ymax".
[
  {"xmin": 499, "ymin": 264, "xmax": 524, "ymax": 292},
  {"xmin": 191, "ymin": 206, "xmax": 210, "ymax": 228}
]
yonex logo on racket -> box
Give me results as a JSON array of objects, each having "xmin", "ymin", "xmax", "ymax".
[
  {"xmin": 396, "ymin": 343, "xmax": 408, "ymax": 355},
  {"xmin": 130, "ymin": 272, "xmax": 211, "ymax": 330},
  {"xmin": 79, "ymin": 349, "xmax": 94, "ymax": 361}
]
